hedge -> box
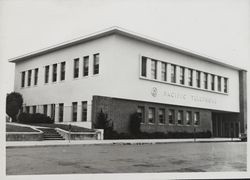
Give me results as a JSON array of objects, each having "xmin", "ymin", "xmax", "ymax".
[{"xmin": 18, "ymin": 113, "xmax": 54, "ymax": 124}]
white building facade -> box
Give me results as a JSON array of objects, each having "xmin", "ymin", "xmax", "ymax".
[{"xmin": 10, "ymin": 27, "xmax": 247, "ymax": 137}]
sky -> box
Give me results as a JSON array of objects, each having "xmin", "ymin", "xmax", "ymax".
[{"xmin": 0, "ymin": 0, "xmax": 249, "ymax": 179}]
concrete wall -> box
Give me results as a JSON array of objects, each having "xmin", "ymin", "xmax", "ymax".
[{"xmin": 92, "ymin": 96, "xmax": 212, "ymax": 134}]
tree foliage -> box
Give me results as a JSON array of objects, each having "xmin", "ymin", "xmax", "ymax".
[{"xmin": 6, "ymin": 92, "xmax": 23, "ymax": 122}]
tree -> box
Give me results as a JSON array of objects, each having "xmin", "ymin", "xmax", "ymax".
[{"xmin": 6, "ymin": 92, "xmax": 23, "ymax": 122}]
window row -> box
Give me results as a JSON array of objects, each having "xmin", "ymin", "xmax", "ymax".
[
  {"xmin": 141, "ymin": 56, "xmax": 228, "ymax": 93},
  {"xmin": 20, "ymin": 53, "xmax": 100, "ymax": 88},
  {"xmin": 137, "ymin": 106, "xmax": 200, "ymax": 126},
  {"xmin": 22, "ymin": 101, "xmax": 88, "ymax": 122}
]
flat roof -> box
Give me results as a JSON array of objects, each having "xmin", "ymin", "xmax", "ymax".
[{"xmin": 9, "ymin": 26, "xmax": 245, "ymax": 71}]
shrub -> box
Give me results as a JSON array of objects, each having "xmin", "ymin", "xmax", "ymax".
[
  {"xmin": 18, "ymin": 113, "xmax": 54, "ymax": 124},
  {"xmin": 6, "ymin": 92, "xmax": 23, "ymax": 122},
  {"xmin": 129, "ymin": 112, "xmax": 141, "ymax": 135}
]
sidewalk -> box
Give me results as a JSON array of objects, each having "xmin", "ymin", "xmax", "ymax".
[{"xmin": 6, "ymin": 138, "xmax": 241, "ymax": 148}]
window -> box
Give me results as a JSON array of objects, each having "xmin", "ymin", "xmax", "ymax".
[
  {"xmin": 217, "ymin": 76, "xmax": 221, "ymax": 92},
  {"xmin": 72, "ymin": 102, "xmax": 77, "ymax": 122},
  {"xmin": 196, "ymin": 71, "xmax": 200, "ymax": 88},
  {"xmin": 93, "ymin": 53, "xmax": 99, "ymax": 75},
  {"xmin": 171, "ymin": 65, "xmax": 176, "ymax": 83},
  {"xmin": 45, "ymin": 65, "xmax": 49, "ymax": 83},
  {"xmin": 83, "ymin": 56, "xmax": 89, "ymax": 76},
  {"xmin": 177, "ymin": 110, "xmax": 183, "ymax": 125},
  {"xmin": 180, "ymin": 67, "xmax": 185, "ymax": 85},
  {"xmin": 141, "ymin": 56, "xmax": 147, "ymax": 77},
  {"xmin": 21, "ymin": 71, "xmax": 25, "ymax": 87},
  {"xmin": 161, "ymin": 62, "xmax": 167, "ymax": 81},
  {"xmin": 204, "ymin": 73, "xmax": 208, "ymax": 89},
  {"xmin": 186, "ymin": 111, "xmax": 191, "ymax": 125},
  {"xmin": 60, "ymin": 62, "xmax": 65, "ymax": 81},
  {"xmin": 74, "ymin": 58, "xmax": 79, "ymax": 78},
  {"xmin": 51, "ymin": 104, "xmax": 55, "ymax": 120},
  {"xmin": 158, "ymin": 108, "xmax": 165, "ymax": 124},
  {"xmin": 211, "ymin": 74, "xmax": 215, "ymax": 90},
  {"xmin": 81, "ymin": 101, "xmax": 87, "ymax": 122},
  {"xmin": 224, "ymin": 78, "xmax": 228, "ymax": 93},
  {"xmin": 26, "ymin": 106, "xmax": 30, "ymax": 114},
  {"xmin": 43, "ymin": 105, "xmax": 47, "ymax": 115},
  {"xmin": 59, "ymin": 103, "xmax": 64, "ymax": 122},
  {"xmin": 188, "ymin": 69, "xmax": 193, "ymax": 86},
  {"xmin": 148, "ymin": 107, "xmax": 155, "ymax": 124},
  {"xmin": 151, "ymin": 60, "xmax": 157, "ymax": 79},
  {"xmin": 194, "ymin": 112, "xmax": 200, "ymax": 125},
  {"xmin": 52, "ymin": 64, "xmax": 57, "ymax": 82},
  {"xmin": 137, "ymin": 106, "xmax": 145, "ymax": 123},
  {"xmin": 32, "ymin": 106, "xmax": 36, "ymax": 114},
  {"xmin": 168, "ymin": 109, "xmax": 174, "ymax": 124},
  {"xmin": 28, "ymin": 70, "xmax": 32, "ymax": 86},
  {"xmin": 34, "ymin": 68, "xmax": 38, "ymax": 85}
]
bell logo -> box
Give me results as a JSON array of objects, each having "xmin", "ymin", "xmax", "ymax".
[{"xmin": 151, "ymin": 87, "xmax": 158, "ymax": 97}]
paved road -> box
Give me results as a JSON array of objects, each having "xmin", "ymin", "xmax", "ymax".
[{"xmin": 6, "ymin": 142, "xmax": 246, "ymax": 175}]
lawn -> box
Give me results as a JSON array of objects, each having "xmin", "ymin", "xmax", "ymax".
[
  {"xmin": 6, "ymin": 124, "xmax": 39, "ymax": 132},
  {"xmin": 28, "ymin": 123, "xmax": 95, "ymax": 132}
]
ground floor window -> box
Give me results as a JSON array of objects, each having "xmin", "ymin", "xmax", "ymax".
[
  {"xmin": 177, "ymin": 110, "xmax": 183, "ymax": 125},
  {"xmin": 194, "ymin": 112, "xmax": 200, "ymax": 125},
  {"xmin": 168, "ymin": 109, "xmax": 174, "ymax": 124},
  {"xmin": 32, "ymin": 106, "xmax": 36, "ymax": 114},
  {"xmin": 148, "ymin": 107, "xmax": 155, "ymax": 124},
  {"xmin": 51, "ymin": 104, "xmax": 55, "ymax": 120},
  {"xmin": 137, "ymin": 106, "xmax": 145, "ymax": 123},
  {"xmin": 81, "ymin": 101, "xmax": 87, "ymax": 122},
  {"xmin": 43, "ymin": 105, "xmax": 47, "ymax": 115},
  {"xmin": 26, "ymin": 106, "xmax": 30, "ymax": 114},
  {"xmin": 158, "ymin": 108, "xmax": 165, "ymax": 124},
  {"xmin": 72, "ymin": 102, "xmax": 77, "ymax": 122},
  {"xmin": 59, "ymin": 103, "xmax": 64, "ymax": 122},
  {"xmin": 186, "ymin": 111, "xmax": 191, "ymax": 125}
]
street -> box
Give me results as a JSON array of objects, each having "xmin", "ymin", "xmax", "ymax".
[{"xmin": 6, "ymin": 142, "xmax": 246, "ymax": 175}]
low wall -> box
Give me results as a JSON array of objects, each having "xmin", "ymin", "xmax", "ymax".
[
  {"xmin": 55, "ymin": 128, "xmax": 103, "ymax": 140},
  {"xmin": 6, "ymin": 132, "xmax": 43, "ymax": 141}
]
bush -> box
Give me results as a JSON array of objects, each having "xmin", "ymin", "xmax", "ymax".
[
  {"xmin": 18, "ymin": 113, "xmax": 54, "ymax": 124},
  {"xmin": 129, "ymin": 112, "xmax": 141, "ymax": 135},
  {"xmin": 6, "ymin": 92, "xmax": 23, "ymax": 122}
]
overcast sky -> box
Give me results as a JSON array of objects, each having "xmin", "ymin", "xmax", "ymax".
[{"xmin": 0, "ymin": 0, "xmax": 249, "ymax": 179}]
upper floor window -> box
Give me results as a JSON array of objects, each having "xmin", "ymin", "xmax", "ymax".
[
  {"xmin": 168, "ymin": 109, "xmax": 175, "ymax": 124},
  {"xmin": 211, "ymin": 74, "xmax": 215, "ymax": 90},
  {"xmin": 27, "ymin": 70, "xmax": 32, "ymax": 86},
  {"xmin": 34, "ymin": 68, "xmax": 38, "ymax": 85},
  {"xmin": 137, "ymin": 106, "xmax": 145, "ymax": 123},
  {"xmin": 72, "ymin": 102, "xmax": 78, "ymax": 122},
  {"xmin": 204, "ymin": 73, "xmax": 208, "ymax": 89},
  {"xmin": 188, "ymin": 69, "xmax": 193, "ymax": 86},
  {"xmin": 45, "ymin": 65, "xmax": 49, "ymax": 83},
  {"xmin": 177, "ymin": 110, "xmax": 183, "ymax": 125},
  {"xmin": 148, "ymin": 107, "xmax": 155, "ymax": 124},
  {"xmin": 171, "ymin": 65, "xmax": 176, "ymax": 83},
  {"xmin": 196, "ymin": 71, "xmax": 200, "ymax": 88},
  {"xmin": 60, "ymin": 62, "xmax": 65, "ymax": 81},
  {"xmin": 74, "ymin": 58, "xmax": 79, "ymax": 78},
  {"xmin": 81, "ymin": 101, "xmax": 87, "ymax": 122},
  {"xmin": 141, "ymin": 56, "xmax": 147, "ymax": 77},
  {"xmin": 21, "ymin": 71, "xmax": 25, "ymax": 87},
  {"xmin": 83, "ymin": 56, "xmax": 89, "ymax": 76},
  {"xmin": 224, "ymin": 78, "xmax": 228, "ymax": 93},
  {"xmin": 151, "ymin": 60, "xmax": 157, "ymax": 79},
  {"xmin": 194, "ymin": 112, "xmax": 200, "ymax": 125},
  {"xmin": 161, "ymin": 62, "xmax": 167, "ymax": 81},
  {"xmin": 180, "ymin": 66, "xmax": 185, "ymax": 85},
  {"xmin": 52, "ymin": 64, "xmax": 57, "ymax": 82},
  {"xmin": 93, "ymin": 53, "xmax": 99, "ymax": 75},
  {"xmin": 217, "ymin": 76, "xmax": 221, "ymax": 92},
  {"xmin": 158, "ymin": 108, "xmax": 165, "ymax": 124},
  {"xmin": 186, "ymin": 111, "xmax": 191, "ymax": 125}
]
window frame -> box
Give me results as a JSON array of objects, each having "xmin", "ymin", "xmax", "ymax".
[
  {"xmin": 93, "ymin": 53, "xmax": 100, "ymax": 75},
  {"xmin": 83, "ymin": 56, "xmax": 89, "ymax": 77},
  {"xmin": 45, "ymin": 65, "xmax": 50, "ymax": 83},
  {"xmin": 141, "ymin": 56, "xmax": 147, "ymax": 77},
  {"xmin": 81, "ymin": 101, "xmax": 87, "ymax": 122},
  {"xmin": 158, "ymin": 108, "xmax": 165, "ymax": 124},
  {"xmin": 74, "ymin": 58, "xmax": 79, "ymax": 78},
  {"xmin": 137, "ymin": 106, "xmax": 145, "ymax": 123},
  {"xmin": 151, "ymin": 59, "xmax": 157, "ymax": 80},
  {"xmin": 148, "ymin": 107, "xmax": 155, "ymax": 124},
  {"xmin": 60, "ymin": 61, "xmax": 66, "ymax": 81},
  {"xmin": 52, "ymin": 64, "xmax": 57, "ymax": 82},
  {"xmin": 72, "ymin": 102, "xmax": 78, "ymax": 122}
]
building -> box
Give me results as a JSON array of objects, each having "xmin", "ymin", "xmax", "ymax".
[{"xmin": 9, "ymin": 27, "xmax": 247, "ymax": 137}]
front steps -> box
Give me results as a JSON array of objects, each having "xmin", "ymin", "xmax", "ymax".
[{"xmin": 38, "ymin": 128, "xmax": 65, "ymax": 140}]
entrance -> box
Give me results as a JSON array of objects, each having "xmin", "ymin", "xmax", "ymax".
[{"xmin": 212, "ymin": 112, "xmax": 240, "ymax": 138}]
